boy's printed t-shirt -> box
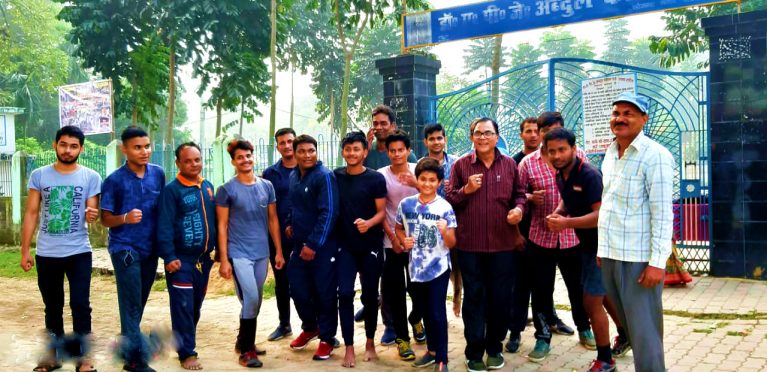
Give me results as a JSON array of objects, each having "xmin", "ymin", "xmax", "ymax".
[
  {"xmin": 28, "ymin": 164, "xmax": 102, "ymax": 257},
  {"xmin": 396, "ymin": 195, "xmax": 457, "ymax": 282},
  {"xmin": 215, "ymin": 177, "xmax": 276, "ymax": 261},
  {"xmin": 379, "ymin": 163, "xmax": 418, "ymax": 249}
]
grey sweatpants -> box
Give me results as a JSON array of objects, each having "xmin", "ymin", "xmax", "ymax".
[
  {"xmin": 601, "ymin": 258, "xmax": 665, "ymax": 372},
  {"xmin": 232, "ymin": 257, "xmax": 269, "ymax": 320}
]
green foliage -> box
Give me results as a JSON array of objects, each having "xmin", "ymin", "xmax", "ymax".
[
  {"xmin": 508, "ymin": 42, "xmax": 542, "ymax": 66},
  {"xmin": 540, "ymin": 28, "xmax": 595, "ymax": 59},
  {"xmin": 0, "ymin": 249, "xmax": 37, "ymax": 279},
  {"xmin": 462, "ymin": 37, "xmax": 508, "ymax": 77},
  {"xmin": 649, "ymin": 1, "xmax": 767, "ymax": 68},
  {"xmin": 601, "ymin": 19, "xmax": 631, "ymax": 65},
  {"xmin": 15, "ymin": 137, "xmax": 47, "ymax": 154}
]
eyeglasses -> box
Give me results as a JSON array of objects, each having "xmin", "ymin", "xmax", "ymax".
[{"xmin": 472, "ymin": 131, "xmax": 497, "ymax": 138}]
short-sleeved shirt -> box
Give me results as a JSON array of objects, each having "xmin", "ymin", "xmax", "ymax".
[
  {"xmin": 262, "ymin": 160, "xmax": 295, "ymax": 248},
  {"xmin": 396, "ymin": 195, "xmax": 457, "ymax": 282},
  {"xmin": 364, "ymin": 140, "xmax": 418, "ymax": 170},
  {"xmin": 334, "ymin": 167, "xmax": 387, "ymax": 250},
  {"xmin": 101, "ymin": 163, "xmax": 165, "ymax": 258},
  {"xmin": 556, "ymin": 156, "xmax": 603, "ymax": 252},
  {"xmin": 419, "ymin": 152, "xmax": 458, "ymax": 198},
  {"xmin": 28, "ymin": 164, "xmax": 102, "ymax": 258},
  {"xmin": 215, "ymin": 177, "xmax": 276, "ymax": 260},
  {"xmin": 379, "ymin": 164, "xmax": 419, "ymax": 248}
]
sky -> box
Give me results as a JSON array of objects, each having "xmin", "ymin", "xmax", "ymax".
[{"xmin": 180, "ymin": 0, "xmax": 670, "ymax": 143}]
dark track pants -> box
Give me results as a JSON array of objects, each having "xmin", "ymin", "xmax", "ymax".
[
  {"xmin": 381, "ymin": 249, "xmax": 422, "ymax": 342},
  {"xmin": 411, "ymin": 270, "xmax": 451, "ymax": 364},
  {"xmin": 338, "ymin": 245, "xmax": 383, "ymax": 345},
  {"xmin": 288, "ymin": 247, "xmax": 338, "ymax": 343},
  {"xmin": 36, "ymin": 252, "xmax": 93, "ymax": 340},
  {"xmin": 269, "ymin": 237, "xmax": 292, "ymax": 327},
  {"xmin": 166, "ymin": 256, "xmax": 212, "ymax": 361}
]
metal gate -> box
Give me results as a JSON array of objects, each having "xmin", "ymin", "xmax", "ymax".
[{"xmin": 430, "ymin": 58, "xmax": 711, "ymax": 274}]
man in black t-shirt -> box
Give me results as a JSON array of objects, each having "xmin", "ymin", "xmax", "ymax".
[
  {"xmin": 334, "ymin": 131, "xmax": 388, "ymax": 367},
  {"xmin": 544, "ymin": 128, "xmax": 625, "ymax": 371}
]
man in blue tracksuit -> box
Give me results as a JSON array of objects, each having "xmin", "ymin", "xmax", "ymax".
[
  {"xmin": 156, "ymin": 142, "xmax": 217, "ymax": 371},
  {"xmin": 285, "ymin": 134, "xmax": 340, "ymax": 361}
]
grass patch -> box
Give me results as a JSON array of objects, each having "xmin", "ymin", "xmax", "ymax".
[
  {"xmin": 693, "ymin": 328, "xmax": 713, "ymax": 334},
  {"xmin": 262, "ymin": 278, "xmax": 275, "ymax": 299},
  {"xmin": 0, "ymin": 249, "xmax": 37, "ymax": 279},
  {"xmin": 152, "ymin": 279, "xmax": 167, "ymax": 292},
  {"xmin": 726, "ymin": 330, "xmax": 751, "ymax": 337}
]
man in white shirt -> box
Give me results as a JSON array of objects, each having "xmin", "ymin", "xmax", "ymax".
[{"xmin": 598, "ymin": 92, "xmax": 674, "ymax": 372}]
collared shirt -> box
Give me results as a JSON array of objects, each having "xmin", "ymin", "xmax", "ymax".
[
  {"xmin": 101, "ymin": 163, "xmax": 165, "ymax": 258},
  {"xmin": 517, "ymin": 148, "xmax": 587, "ymax": 249},
  {"xmin": 419, "ymin": 152, "xmax": 458, "ymax": 198},
  {"xmin": 445, "ymin": 148, "xmax": 526, "ymax": 253},
  {"xmin": 598, "ymin": 132, "xmax": 674, "ymax": 268},
  {"xmin": 556, "ymin": 156, "xmax": 602, "ymax": 253}
]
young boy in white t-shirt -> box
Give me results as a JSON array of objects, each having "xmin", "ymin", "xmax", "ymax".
[{"xmin": 395, "ymin": 157, "xmax": 457, "ymax": 372}]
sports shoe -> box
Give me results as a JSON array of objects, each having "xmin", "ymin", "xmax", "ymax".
[
  {"xmin": 233, "ymin": 342, "xmax": 266, "ymax": 355},
  {"xmin": 465, "ymin": 359, "xmax": 487, "ymax": 372},
  {"xmin": 611, "ymin": 335, "xmax": 630, "ymax": 357},
  {"xmin": 412, "ymin": 352, "xmax": 436, "ymax": 368},
  {"xmin": 239, "ymin": 350, "xmax": 263, "ymax": 368},
  {"xmin": 527, "ymin": 339, "xmax": 550, "ymax": 363},
  {"xmin": 354, "ymin": 307, "xmax": 365, "ymax": 323},
  {"xmin": 312, "ymin": 341, "xmax": 333, "ymax": 360},
  {"xmin": 123, "ymin": 362, "xmax": 156, "ymax": 372},
  {"xmin": 332, "ymin": 337, "xmax": 341, "ymax": 348},
  {"xmin": 434, "ymin": 361, "xmax": 449, "ymax": 372},
  {"xmin": 549, "ymin": 320, "xmax": 575, "ymax": 335},
  {"xmin": 579, "ymin": 330, "xmax": 597, "ymax": 350},
  {"xmin": 267, "ymin": 325, "xmax": 292, "ymax": 341},
  {"xmin": 504, "ymin": 332, "xmax": 521, "ymax": 353},
  {"xmin": 380, "ymin": 327, "xmax": 396, "ymax": 346},
  {"xmin": 413, "ymin": 322, "xmax": 427, "ymax": 344},
  {"xmin": 486, "ymin": 353, "xmax": 504, "ymax": 370},
  {"xmin": 396, "ymin": 338, "xmax": 415, "ymax": 360},
  {"xmin": 289, "ymin": 330, "xmax": 319, "ymax": 350},
  {"xmin": 587, "ymin": 358, "xmax": 617, "ymax": 372}
]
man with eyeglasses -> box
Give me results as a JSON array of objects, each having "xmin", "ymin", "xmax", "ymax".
[{"xmin": 446, "ymin": 117, "xmax": 526, "ymax": 372}]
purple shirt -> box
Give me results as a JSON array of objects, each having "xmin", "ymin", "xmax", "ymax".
[{"xmin": 445, "ymin": 148, "xmax": 526, "ymax": 253}]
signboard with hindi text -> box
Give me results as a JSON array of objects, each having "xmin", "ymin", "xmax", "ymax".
[
  {"xmin": 58, "ymin": 79, "xmax": 113, "ymax": 135},
  {"xmin": 581, "ymin": 73, "xmax": 636, "ymax": 155},
  {"xmin": 403, "ymin": 0, "xmax": 739, "ymax": 50}
]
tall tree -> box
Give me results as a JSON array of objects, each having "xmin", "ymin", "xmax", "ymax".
[
  {"xmin": 540, "ymin": 28, "xmax": 596, "ymax": 59},
  {"xmin": 649, "ymin": 1, "xmax": 767, "ymax": 67},
  {"xmin": 601, "ymin": 19, "xmax": 631, "ymax": 64},
  {"xmin": 508, "ymin": 42, "xmax": 542, "ymax": 66}
]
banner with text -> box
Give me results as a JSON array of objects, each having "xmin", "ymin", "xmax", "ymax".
[
  {"xmin": 58, "ymin": 79, "xmax": 113, "ymax": 135},
  {"xmin": 581, "ymin": 73, "xmax": 636, "ymax": 155},
  {"xmin": 403, "ymin": 0, "xmax": 737, "ymax": 49}
]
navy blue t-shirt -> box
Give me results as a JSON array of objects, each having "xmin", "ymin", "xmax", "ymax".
[
  {"xmin": 333, "ymin": 167, "xmax": 387, "ymax": 250},
  {"xmin": 556, "ymin": 156, "xmax": 602, "ymax": 252},
  {"xmin": 262, "ymin": 160, "xmax": 296, "ymax": 249}
]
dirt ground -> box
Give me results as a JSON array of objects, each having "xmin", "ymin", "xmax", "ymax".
[{"xmin": 0, "ymin": 264, "xmax": 449, "ymax": 372}]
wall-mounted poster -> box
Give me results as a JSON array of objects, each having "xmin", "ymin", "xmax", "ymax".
[
  {"xmin": 58, "ymin": 79, "xmax": 113, "ymax": 135},
  {"xmin": 581, "ymin": 73, "xmax": 636, "ymax": 155}
]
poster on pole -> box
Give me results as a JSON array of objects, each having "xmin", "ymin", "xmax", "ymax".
[
  {"xmin": 58, "ymin": 79, "xmax": 113, "ymax": 135},
  {"xmin": 581, "ymin": 73, "xmax": 636, "ymax": 155}
]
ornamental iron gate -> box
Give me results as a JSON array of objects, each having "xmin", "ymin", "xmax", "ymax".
[{"xmin": 430, "ymin": 58, "xmax": 711, "ymax": 274}]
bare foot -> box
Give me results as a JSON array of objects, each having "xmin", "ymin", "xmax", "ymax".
[
  {"xmin": 363, "ymin": 339, "xmax": 378, "ymax": 362},
  {"xmin": 453, "ymin": 298, "xmax": 462, "ymax": 317},
  {"xmin": 181, "ymin": 356, "xmax": 203, "ymax": 370},
  {"xmin": 342, "ymin": 345, "xmax": 356, "ymax": 368}
]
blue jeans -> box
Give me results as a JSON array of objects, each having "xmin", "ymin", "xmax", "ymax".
[{"xmin": 111, "ymin": 249, "xmax": 159, "ymax": 364}]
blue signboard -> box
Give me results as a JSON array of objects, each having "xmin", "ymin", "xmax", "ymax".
[{"xmin": 403, "ymin": 0, "xmax": 738, "ymax": 49}]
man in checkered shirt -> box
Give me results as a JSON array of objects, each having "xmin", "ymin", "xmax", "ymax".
[{"xmin": 598, "ymin": 92, "xmax": 674, "ymax": 371}]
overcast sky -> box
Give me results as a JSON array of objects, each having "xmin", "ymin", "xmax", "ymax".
[{"xmin": 181, "ymin": 0, "xmax": 669, "ymax": 142}]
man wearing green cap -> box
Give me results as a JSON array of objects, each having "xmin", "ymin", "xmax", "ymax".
[{"xmin": 597, "ymin": 92, "xmax": 673, "ymax": 371}]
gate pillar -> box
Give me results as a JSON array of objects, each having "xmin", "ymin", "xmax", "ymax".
[
  {"xmin": 703, "ymin": 10, "xmax": 767, "ymax": 278},
  {"xmin": 376, "ymin": 55, "xmax": 441, "ymax": 157}
]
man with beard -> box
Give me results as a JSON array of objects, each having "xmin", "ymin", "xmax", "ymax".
[
  {"xmin": 157, "ymin": 143, "xmax": 217, "ymax": 370},
  {"xmin": 20, "ymin": 125, "xmax": 101, "ymax": 372},
  {"xmin": 100, "ymin": 127, "xmax": 165, "ymax": 372},
  {"xmin": 334, "ymin": 131, "xmax": 387, "ymax": 367},
  {"xmin": 362, "ymin": 105, "xmax": 420, "ymax": 345},
  {"xmin": 545, "ymin": 128, "xmax": 616, "ymax": 371},
  {"xmin": 262, "ymin": 128, "xmax": 297, "ymax": 341}
]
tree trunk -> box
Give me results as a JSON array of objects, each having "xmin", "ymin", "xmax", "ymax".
[
  {"xmin": 215, "ymin": 98, "xmax": 223, "ymax": 138},
  {"xmin": 166, "ymin": 45, "xmax": 176, "ymax": 146},
  {"xmin": 239, "ymin": 99, "xmax": 245, "ymax": 136},
  {"xmin": 339, "ymin": 51, "xmax": 352, "ymax": 138},
  {"xmin": 491, "ymin": 35, "xmax": 502, "ymax": 110},
  {"xmin": 289, "ymin": 59, "xmax": 295, "ymax": 129},
  {"xmin": 268, "ymin": 0, "xmax": 278, "ymax": 164},
  {"xmin": 329, "ymin": 91, "xmax": 335, "ymax": 130}
]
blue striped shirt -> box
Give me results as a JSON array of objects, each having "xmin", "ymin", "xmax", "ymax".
[{"xmin": 597, "ymin": 133, "xmax": 675, "ymax": 268}]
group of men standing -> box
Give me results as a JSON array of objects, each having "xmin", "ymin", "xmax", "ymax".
[{"xmin": 20, "ymin": 91, "xmax": 672, "ymax": 372}]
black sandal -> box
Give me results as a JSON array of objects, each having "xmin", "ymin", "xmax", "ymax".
[{"xmin": 32, "ymin": 361, "xmax": 62, "ymax": 372}]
